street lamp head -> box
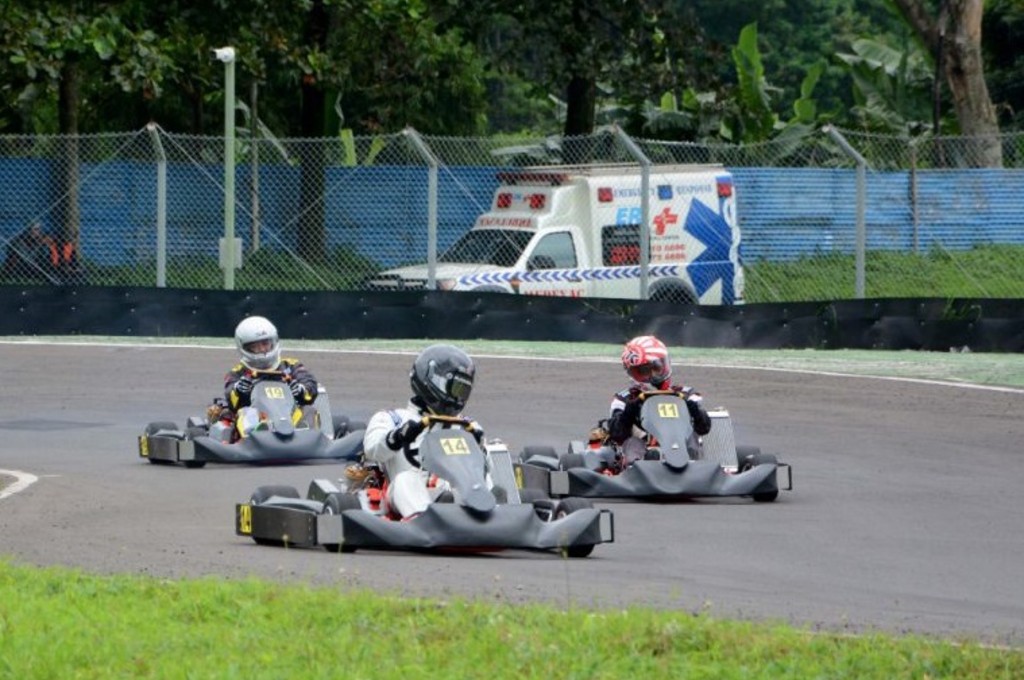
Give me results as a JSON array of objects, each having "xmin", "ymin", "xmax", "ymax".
[{"xmin": 212, "ymin": 47, "xmax": 236, "ymax": 64}]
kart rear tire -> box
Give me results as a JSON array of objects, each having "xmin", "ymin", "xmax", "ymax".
[
  {"xmin": 517, "ymin": 487, "xmax": 551, "ymax": 504},
  {"xmin": 144, "ymin": 421, "xmax": 180, "ymax": 436},
  {"xmin": 736, "ymin": 445, "xmax": 761, "ymax": 466},
  {"xmin": 738, "ymin": 449, "xmax": 772, "ymax": 472},
  {"xmin": 559, "ymin": 453, "xmax": 586, "ymax": 470},
  {"xmin": 331, "ymin": 414, "xmax": 351, "ymax": 438},
  {"xmin": 517, "ymin": 487, "xmax": 554, "ymax": 520},
  {"xmin": 250, "ymin": 484, "xmax": 300, "ymax": 505},
  {"xmin": 321, "ymin": 493, "xmax": 361, "ymax": 553},
  {"xmin": 182, "ymin": 426, "xmax": 209, "ymax": 468},
  {"xmin": 554, "ymin": 497, "xmax": 597, "ymax": 558},
  {"xmin": 521, "ymin": 445, "xmax": 557, "ymax": 462},
  {"xmin": 741, "ymin": 452, "xmax": 780, "ymax": 503}
]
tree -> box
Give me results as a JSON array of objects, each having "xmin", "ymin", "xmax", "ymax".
[
  {"xmin": 0, "ymin": 2, "xmax": 170, "ymax": 251},
  {"xmin": 982, "ymin": 0, "xmax": 1024, "ymax": 129},
  {"xmin": 889, "ymin": 0, "xmax": 1002, "ymax": 166}
]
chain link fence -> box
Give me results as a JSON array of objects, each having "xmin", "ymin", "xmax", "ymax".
[{"xmin": 1, "ymin": 125, "xmax": 1022, "ymax": 303}]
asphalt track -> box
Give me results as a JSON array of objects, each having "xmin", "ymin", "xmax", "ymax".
[{"xmin": 1, "ymin": 342, "xmax": 1023, "ymax": 646}]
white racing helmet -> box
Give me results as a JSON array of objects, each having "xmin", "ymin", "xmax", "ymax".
[{"xmin": 234, "ymin": 316, "xmax": 281, "ymax": 370}]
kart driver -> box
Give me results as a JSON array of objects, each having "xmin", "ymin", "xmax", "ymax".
[
  {"xmin": 221, "ymin": 315, "xmax": 319, "ymax": 438},
  {"xmin": 362, "ymin": 344, "xmax": 486, "ymax": 520},
  {"xmin": 605, "ymin": 335, "xmax": 712, "ymax": 464}
]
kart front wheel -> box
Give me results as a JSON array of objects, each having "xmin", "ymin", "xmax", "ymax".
[{"xmin": 554, "ymin": 497, "xmax": 596, "ymax": 558}]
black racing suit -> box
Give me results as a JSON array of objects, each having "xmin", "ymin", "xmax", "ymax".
[
  {"xmin": 607, "ymin": 381, "xmax": 712, "ymax": 445},
  {"xmin": 224, "ymin": 358, "xmax": 319, "ymax": 411}
]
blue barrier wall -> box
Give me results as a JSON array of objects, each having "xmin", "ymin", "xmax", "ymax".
[{"xmin": 2, "ymin": 161, "xmax": 1022, "ymax": 268}]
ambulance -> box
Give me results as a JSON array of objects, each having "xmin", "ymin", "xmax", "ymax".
[{"xmin": 367, "ymin": 164, "xmax": 744, "ymax": 304}]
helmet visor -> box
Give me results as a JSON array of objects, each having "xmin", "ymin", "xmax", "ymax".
[
  {"xmin": 627, "ymin": 358, "xmax": 665, "ymax": 384},
  {"xmin": 448, "ymin": 373, "xmax": 473, "ymax": 402},
  {"xmin": 244, "ymin": 339, "xmax": 274, "ymax": 354}
]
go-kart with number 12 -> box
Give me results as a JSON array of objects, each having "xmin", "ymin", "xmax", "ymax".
[{"xmin": 139, "ymin": 371, "xmax": 364, "ymax": 467}]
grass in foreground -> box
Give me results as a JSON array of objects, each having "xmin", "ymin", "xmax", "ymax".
[{"xmin": 1, "ymin": 561, "xmax": 1020, "ymax": 679}]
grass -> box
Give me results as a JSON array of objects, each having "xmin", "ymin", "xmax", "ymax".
[
  {"xmin": 15, "ymin": 244, "xmax": 1024, "ymax": 302},
  {"xmin": 1, "ymin": 561, "xmax": 1021, "ymax": 679},
  {"xmin": 745, "ymin": 245, "xmax": 1024, "ymax": 302}
]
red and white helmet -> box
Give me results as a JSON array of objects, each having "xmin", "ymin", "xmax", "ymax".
[{"xmin": 621, "ymin": 335, "xmax": 672, "ymax": 387}]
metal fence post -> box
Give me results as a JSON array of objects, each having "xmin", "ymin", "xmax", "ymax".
[
  {"xmin": 823, "ymin": 125, "xmax": 868, "ymax": 299},
  {"xmin": 404, "ymin": 127, "xmax": 440, "ymax": 289},
  {"xmin": 613, "ymin": 126, "xmax": 652, "ymax": 299},
  {"xmin": 214, "ymin": 46, "xmax": 238, "ymax": 290},
  {"xmin": 146, "ymin": 123, "xmax": 167, "ymax": 288}
]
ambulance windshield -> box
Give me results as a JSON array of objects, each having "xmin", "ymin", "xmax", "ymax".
[{"xmin": 440, "ymin": 229, "xmax": 533, "ymax": 267}]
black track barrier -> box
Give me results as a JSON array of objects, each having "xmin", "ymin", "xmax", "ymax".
[{"xmin": 0, "ymin": 286, "xmax": 1021, "ymax": 353}]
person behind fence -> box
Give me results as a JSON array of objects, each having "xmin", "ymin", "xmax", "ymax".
[
  {"xmin": 362, "ymin": 344, "xmax": 486, "ymax": 520},
  {"xmin": 219, "ymin": 315, "xmax": 319, "ymax": 439},
  {"xmin": 605, "ymin": 335, "xmax": 712, "ymax": 464},
  {"xmin": 2, "ymin": 221, "xmax": 53, "ymax": 281},
  {"xmin": 2, "ymin": 220, "xmax": 85, "ymax": 284}
]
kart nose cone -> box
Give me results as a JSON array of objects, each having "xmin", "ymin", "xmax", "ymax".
[
  {"xmin": 462, "ymin": 485, "xmax": 497, "ymax": 515},
  {"xmin": 275, "ymin": 417, "xmax": 295, "ymax": 437}
]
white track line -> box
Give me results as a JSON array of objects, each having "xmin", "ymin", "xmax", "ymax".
[{"xmin": 0, "ymin": 470, "xmax": 38, "ymax": 500}]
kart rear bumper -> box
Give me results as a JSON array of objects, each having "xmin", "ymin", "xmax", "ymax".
[
  {"xmin": 139, "ymin": 429, "xmax": 363, "ymax": 465},
  {"xmin": 519, "ymin": 459, "xmax": 791, "ymax": 499},
  {"xmin": 236, "ymin": 500, "xmax": 614, "ymax": 553}
]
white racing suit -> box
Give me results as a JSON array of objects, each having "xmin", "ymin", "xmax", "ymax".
[{"xmin": 363, "ymin": 401, "xmax": 492, "ymax": 519}]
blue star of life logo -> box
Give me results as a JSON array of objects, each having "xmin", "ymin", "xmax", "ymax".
[{"xmin": 684, "ymin": 198, "xmax": 736, "ymax": 303}]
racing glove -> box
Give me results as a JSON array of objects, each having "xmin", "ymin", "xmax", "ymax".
[
  {"xmin": 289, "ymin": 380, "xmax": 308, "ymax": 401},
  {"xmin": 467, "ymin": 421, "xmax": 485, "ymax": 445},
  {"xmin": 233, "ymin": 375, "xmax": 253, "ymax": 396},
  {"xmin": 685, "ymin": 393, "xmax": 712, "ymax": 435},
  {"xmin": 386, "ymin": 418, "xmax": 426, "ymax": 451}
]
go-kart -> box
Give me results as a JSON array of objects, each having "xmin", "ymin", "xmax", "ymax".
[
  {"xmin": 138, "ymin": 371, "xmax": 365, "ymax": 468},
  {"xmin": 514, "ymin": 390, "xmax": 792, "ymax": 502},
  {"xmin": 235, "ymin": 415, "xmax": 614, "ymax": 556}
]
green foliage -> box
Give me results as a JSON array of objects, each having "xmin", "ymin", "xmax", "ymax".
[
  {"xmin": 835, "ymin": 37, "xmax": 937, "ymax": 135},
  {"xmin": 727, "ymin": 23, "xmax": 779, "ymax": 143},
  {"xmin": 1, "ymin": 0, "xmax": 1021, "ymax": 137}
]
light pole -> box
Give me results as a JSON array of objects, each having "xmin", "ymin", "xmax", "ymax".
[{"xmin": 214, "ymin": 46, "xmax": 239, "ymax": 290}]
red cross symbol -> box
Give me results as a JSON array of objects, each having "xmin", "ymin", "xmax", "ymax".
[{"xmin": 653, "ymin": 207, "xmax": 678, "ymax": 235}]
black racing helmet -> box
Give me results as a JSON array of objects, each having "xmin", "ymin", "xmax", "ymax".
[{"xmin": 410, "ymin": 344, "xmax": 475, "ymax": 416}]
